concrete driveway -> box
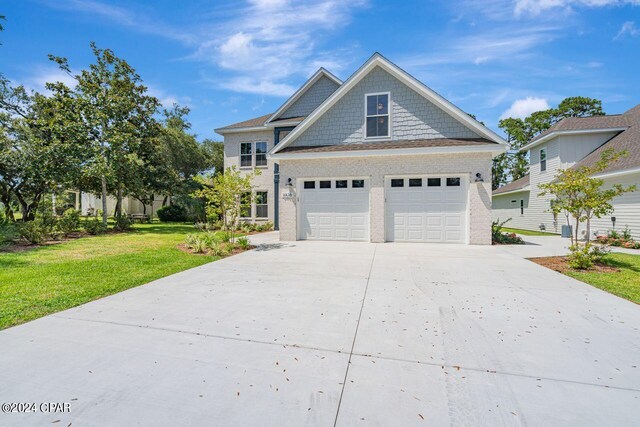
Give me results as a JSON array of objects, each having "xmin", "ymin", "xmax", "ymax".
[{"xmin": 1, "ymin": 234, "xmax": 639, "ymax": 426}]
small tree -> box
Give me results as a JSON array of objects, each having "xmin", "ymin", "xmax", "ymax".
[
  {"xmin": 193, "ymin": 166, "xmax": 260, "ymax": 243},
  {"xmin": 539, "ymin": 149, "xmax": 636, "ymax": 245}
]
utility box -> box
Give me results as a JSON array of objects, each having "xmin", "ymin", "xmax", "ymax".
[{"xmin": 561, "ymin": 225, "xmax": 572, "ymax": 238}]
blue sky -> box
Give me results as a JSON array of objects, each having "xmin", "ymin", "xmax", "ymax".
[{"xmin": 1, "ymin": 0, "xmax": 639, "ymax": 141}]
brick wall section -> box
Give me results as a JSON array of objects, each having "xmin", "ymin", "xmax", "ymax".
[
  {"xmin": 280, "ymin": 75, "xmax": 340, "ymax": 119},
  {"xmin": 278, "ymin": 152, "xmax": 493, "ymax": 244},
  {"xmin": 223, "ymin": 130, "xmax": 276, "ymax": 222},
  {"xmin": 290, "ymin": 66, "xmax": 479, "ymax": 148}
]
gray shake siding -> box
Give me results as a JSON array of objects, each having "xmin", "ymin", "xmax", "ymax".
[
  {"xmin": 290, "ymin": 66, "xmax": 480, "ymax": 148},
  {"xmin": 280, "ymin": 75, "xmax": 340, "ymax": 119}
]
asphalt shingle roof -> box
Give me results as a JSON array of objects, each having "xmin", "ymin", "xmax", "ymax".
[
  {"xmin": 277, "ymin": 138, "xmax": 497, "ymax": 154},
  {"xmin": 572, "ymin": 105, "xmax": 640, "ymax": 174},
  {"xmin": 493, "ymin": 174, "xmax": 530, "ymax": 195}
]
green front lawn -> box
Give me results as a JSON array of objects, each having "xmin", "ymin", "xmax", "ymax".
[
  {"xmin": 502, "ymin": 227, "xmax": 557, "ymax": 236},
  {"xmin": 566, "ymin": 253, "xmax": 640, "ymax": 304},
  {"xmin": 0, "ymin": 223, "xmax": 220, "ymax": 329}
]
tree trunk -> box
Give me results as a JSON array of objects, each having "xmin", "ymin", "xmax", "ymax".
[
  {"xmin": 586, "ymin": 218, "xmax": 591, "ymax": 243},
  {"xmin": 574, "ymin": 217, "xmax": 580, "ymax": 244},
  {"xmin": 101, "ymin": 175, "xmax": 108, "ymax": 225},
  {"xmin": 115, "ymin": 184, "xmax": 123, "ymax": 219},
  {"xmin": 162, "ymin": 195, "xmax": 168, "ymax": 206}
]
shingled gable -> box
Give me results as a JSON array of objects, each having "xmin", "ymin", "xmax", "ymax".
[
  {"xmin": 265, "ymin": 68, "xmax": 342, "ymax": 124},
  {"xmin": 270, "ymin": 53, "xmax": 507, "ymax": 156}
]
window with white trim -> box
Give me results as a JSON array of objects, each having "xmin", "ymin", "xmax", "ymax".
[
  {"xmin": 240, "ymin": 192, "xmax": 251, "ymax": 218},
  {"xmin": 240, "ymin": 142, "xmax": 252, "ymax": 168},
  {"xmin": 540, "ymin": 148, "xmax": 547, "ymax": 172},
  {"xmin": 255, "ymin": 142, "xmax": 267, "ymax": 167},
  {"xmin": 365, "ymin": 93, "xmax": 389, "ymax": 138},
  {"xmin": 255, "ymin": 191, "xmax": 268, "ymax": 218}
]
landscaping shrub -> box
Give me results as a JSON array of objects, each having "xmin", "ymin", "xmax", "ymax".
[
  {"xmin": 257, "ymin": 221, "xmax": 274, "ymax": 232},
  {"xmin": 17, "ymin": 219, "xmax": 48, "ymax": 244},
  {"xmin": 595, "ymin": 227, "xmax": 640, "ymax": 249},
  {"xmin": 237, "ymin": 236, "xmax": 250, "ymax": 250},
  {"xmin": 492, "ymin": 218, "xmax": 524, "ymax": 245},
  {"xmin": 84, "ymin": 217, "xmax": 108, "ymax": 235},
  {"xmin": 568, "ymin": 243, "xmax": 609, "ymax": 269},
  {"xmin": 57, "ymin": 208, "xmax": 81, "ymax": 236},
  {"xmin": 157, "ymin": 204, "xmax": 188, "ymax": 222},
  {"xmin": 0, "ymin": 218, "xmax": 19, "ymax": 246},
  {"xmin": 113, "ymin": 215, "xmax": 133, "ymax": 232},
  {"xmin": 209, "ymin": 241, "xmax": 231, "ymax": 257}
]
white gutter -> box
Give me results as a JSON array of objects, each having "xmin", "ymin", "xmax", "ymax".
[
  {"xmin": 592, "ymin": 166, "xmax": 640, "ymax": 179},
  {"xmin": 214, "ymin": 125, "xmax": 268, "ymax": 135},
  {"xmin": 520, "ymin": 127, "xmax": 628, "ymax": 152},
  {"xmin": 492, "ymin": 186, "xmax": 531, "ymax": 197},
  {"xmin": 269, "ymin": 144, "xmax": 505, "ymax": 160}
]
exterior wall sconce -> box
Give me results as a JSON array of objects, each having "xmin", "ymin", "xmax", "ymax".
[
  {"xmin": 611, "ymin": 216, "xmax": 616, "ymax": 230},
  {"xmin": 286, "ymin": 178, "xmax": 294, "ymax": 187},
  {"xmin": 474, "ymin": 173, "xmax": 484, "ymax": 182}
]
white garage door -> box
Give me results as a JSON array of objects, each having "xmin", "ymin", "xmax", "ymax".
[
  {"xmin": 386, "ymin": 176, "xmax": 467, "ymax": 243},
  {"xmin": 299, "ymin": 178, "xmax": 369, "ymax": 241}
]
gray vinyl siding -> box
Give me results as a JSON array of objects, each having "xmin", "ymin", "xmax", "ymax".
[
  {"xmin": 492, "ymin": 192, "xmax": 536, "ymax": 231},
  {"xmin": 590, "ymin": 173, "xmax": 640, "ymax": 240},
  {"xmin": 290, "ymin": 66, "xmax": 480, "ymax": 147},
  {"xmin": 280, "ymin": 75, "xmax": 340, "ymax": 119}
]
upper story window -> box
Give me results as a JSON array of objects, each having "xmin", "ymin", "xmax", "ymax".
[
  {"xmin": 540, "ymin": 148, "xmax": 547, "ymax": 172},
  {"xmin": 365, "ymin": 93, "xmax": 389, "ymax": 138},
  {"xmin": 240, "ymin": 141, "xmax": 268, "ymax": 168},
  {"xmin": 255, "ymin": 142, "xmax": 267, "ymax": 167},
  {"xmin": 240, "ymin": 142, "xmax": 252, "ymax": 168}
]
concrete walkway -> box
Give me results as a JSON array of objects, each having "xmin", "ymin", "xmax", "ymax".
[{"xmin": 1, "ymin": 237, "xmax": 639, "ymax": 426}]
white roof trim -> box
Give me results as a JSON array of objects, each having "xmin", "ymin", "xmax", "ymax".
[
  {"xmin": 269, "ymin": 144, "xmax": 505, "ymax": 160},
  {"xmin": 215, "ymin": 125, "xmax": 267, "ymax": 135},
  {"xmin": 592, "ymin": 166, "xmax": 640, "ymax": 179},
  {"xmin": 492, "ymin": 186, "xmax": 531, "ymax": 197},
  {"xmin": 265, "ymin": 68, "xmax": 342, "ymax": 124},
  {"xmin": 271, "ymin": 53, "xmax": 507, "ymax": 155},
  {"xmin": 264, "ymin": 119, "xmax": 304, "ymax": 128},
  {"xmin": 520, "ymin": 127, "xmax": 628, "ymax": 152}
]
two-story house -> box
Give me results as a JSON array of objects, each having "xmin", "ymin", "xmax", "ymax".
[
  {"xmin": 216, "ymin": 53, "xmax": 507, "ymax": 244},
  {"xmin": 492, "ymin": 104, "xmax": 640, "ymax": 239}
]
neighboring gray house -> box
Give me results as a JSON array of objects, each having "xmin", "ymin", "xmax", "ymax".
[
  {"xmin": 493, "ymin": 104, "xmax": 640, "ymax": 239},
  {"xmin": 216, "ymin": 53, "xmax": 507, "ymax": 244}
]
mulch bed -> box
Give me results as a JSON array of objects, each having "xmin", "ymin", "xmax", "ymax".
[{"xmin": 529, "ymin": 256, "xmax": 620, "ymax": 273}]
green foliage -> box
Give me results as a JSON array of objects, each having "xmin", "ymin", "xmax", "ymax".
[
  {"xmin": 17, "ymin": 219, "xmax": 48, "ymax": 244},
  {"xmin": 595, "ymin": 228, "xmax": 640, "ymax": 249},
  {"xmin": 57, "ymin": 208, "xmax": 81, "ymax": 236},
  {"xmin": 113, "ymin": 215, "xmax": 133, "ymax": 232},
  {"xmin": 492, "ymin": 218, "xmax": 525, "ymax": 245},
  {"xmin": 239, "ymin": 221, "xmax": 275, "ymax": 233},
  {"xmin": 539, "ymin": 149, "xmax": 637, "ymax": 244},
  {"xmin": 237, "ymin": 236, "xmax": 250, "ymax": 250},
  {"xmin": 567, "ymin": 243, "xmax": 609, "ymax": 269},
  {"xmin": 83, "ymin": 217, "xmax": 107, "ymax": 235},
  {"xmin": 48, "ymin": 42, "xmax": 162, "ymax": 225},
  {"xmin": 193, "ymin": 166, "xmax": 261, "ymax": 243},
  {"xmin": 201, "ymin": 139, "xmax": 224, "ymax": 176},
  {"xmin": 157, "ymin": 204, "xmax": 188, "ymax": 222},
  {"xmin": 0, "ymin": 217, "xmax": 18, "ymax": 246}
]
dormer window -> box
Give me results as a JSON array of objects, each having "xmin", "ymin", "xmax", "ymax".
[{"xmin": 365, "ymin": 92, "xmax": 389, "ymax": 138}]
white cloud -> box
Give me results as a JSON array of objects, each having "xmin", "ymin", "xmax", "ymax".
[
  {"xmin": 500, "ymin": 97, "xmax": 550, "ymax": 119},
  {"xmin": 45, "ymin": 0, "xmax": 195, "ymax": 44},
  {"xmin": 400, "ymin": 26, "xmax": 557, "ymax": 67},
  {"xmin": 514, "ymin": 0, "xmax": 640, "ymax": 16},
  {"xmin": 194, "ymin": 0, "xmax": 368, "ymax": 96},
  {"xmin": 30, "ymin": 69, "xmax": 77, "ymax": 91},
  {"xmin": 614, "ymin": 21, "xmax": 640, "ymax": 39}
]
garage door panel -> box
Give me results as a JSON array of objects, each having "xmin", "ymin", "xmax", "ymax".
[
  {"xmin": 300, "ymin": 179, "xmax": 369, "ymax": 242},
  {"xmin": 386, "ymin": 176, "xmax": 467, "ymax": 243}
]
